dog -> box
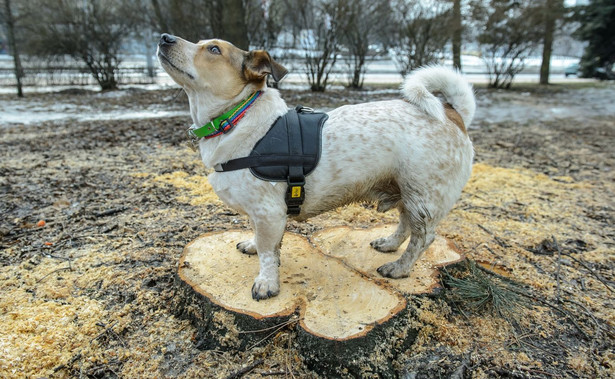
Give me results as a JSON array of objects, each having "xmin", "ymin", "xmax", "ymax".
[{"xmin": 157, "ymin": 34, "xmax": 475, "ymax": 300}]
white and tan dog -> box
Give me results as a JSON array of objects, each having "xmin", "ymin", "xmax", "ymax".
[{"xmin": 157, "ymin": 34, "xmax": 475, "ymax": 300}]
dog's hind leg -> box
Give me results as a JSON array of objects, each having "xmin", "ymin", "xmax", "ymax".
[
  {"xmin": 251, "ymin": 213, "xmax": 286, "ymax": 300},
  {"xmin": 376, "ymin": 194, "xmax": 438, "ymax": 278},
  {"xmin": 377, "ymin": 224, "xmax": 436, "ymax": 278},
  {"xmin": 370, "ymin": 206, "xmax": 412, "ymax": 253}
]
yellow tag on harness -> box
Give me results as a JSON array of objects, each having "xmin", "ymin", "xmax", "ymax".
[{"xmin": 291, "ymin": 186, "xmax": 302, "ymax": 198}]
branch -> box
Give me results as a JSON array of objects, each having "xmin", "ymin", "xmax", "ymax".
[{"xmin": 224, "ymin": 358, "xmax": 264, "ymax": 379}]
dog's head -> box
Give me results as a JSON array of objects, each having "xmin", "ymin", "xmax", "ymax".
[{"xmin": 157, "ymin": 33, "xmax": 287, "ymax": 100}]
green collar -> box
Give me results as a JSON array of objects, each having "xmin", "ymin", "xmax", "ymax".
[{"xmin": 188, "ymin": 91, "xmax": 263, "ymax": 140}]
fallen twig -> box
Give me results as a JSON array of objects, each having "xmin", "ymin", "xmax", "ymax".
[
  {"xmin": 260, "ymin": 370, "xmax": 288, "ymax": 376},
  {"xmin": 561, "ymin": 291, "xmax": 615, "ymax": 338},
  {"xmin": 562, "ymin": 251, "xmax": 614, "ymax": 293},
  {"xmin": 286, "ymin": 328, "xmax": 296, "ymax": 379},
  {"xmin": 94, "ymin": 207, "xmax": 128, "ymax": 218},
  {"xmin": 477, "ymin": 224, "xmax": 510, "ymax": 248},
  {"xmin": 509, "ymin": 288, "xmax": 591, "ymax": 340},
  {"xmin": 239, "ymin": 317, "xmax": 302, "ymax": 334},
  {"xmin": 247, "ymin": 318, "xmax": 300, "ymax": 350},
  {"xmin": 53, "ymin": 353, "xmax": 82, "ymax": 372},
  {"xmin": 100, "ymin": 223, "xmax": 118, "ymax": 234},
  {"xmin": 553, "ymin": 236, "xmax": 562, "ymax": 303},
  {"xmin": 36, "ymin": 266, "xmax": 71, "ymax": 283},
  {"xmin": 224, "ymin": 358, "xmax": 264, "ymax": 379},
  {"xmin": 91, "ymin": 321, "xmax": 118, "ymax": 343}
]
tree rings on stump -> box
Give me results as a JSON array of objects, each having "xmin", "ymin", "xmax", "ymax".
[
  {"xmin": 312, "ymin": 225, "xmax": 464, "ymax": 295},
  {"xmin": 174, "ymin": 225, "xmax": 463, "ymax": 377}
]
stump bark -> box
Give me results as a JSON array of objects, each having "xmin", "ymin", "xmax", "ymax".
[{"xmin": 174, "ymin": 225, "xmax": 462, "ymax": 377}]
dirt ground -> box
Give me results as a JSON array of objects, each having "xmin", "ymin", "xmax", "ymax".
[{"xmin": 1, "ymin": 82, "xmax": 614, "ymax": 378}]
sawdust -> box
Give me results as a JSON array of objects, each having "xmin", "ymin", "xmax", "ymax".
[
  {"xmin": 441, "ymin": 163, "xmax": 604, "ymax": 291},
  {"xmin": 451, "ymin": 163, "xmax": 595, "ymax": 245},
  {"xmin": 150, "ymin": 170, "xmax": 222, "ymax": 207}
]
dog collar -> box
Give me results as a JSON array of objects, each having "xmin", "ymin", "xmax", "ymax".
[{"xmin": 188, "ymin": 90, "xmax": 262, "ymax": 140}]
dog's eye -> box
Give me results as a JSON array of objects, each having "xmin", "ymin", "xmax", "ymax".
[{"xmin": 208, "ymin": 45, "xmax": 221, "ymax": 55}]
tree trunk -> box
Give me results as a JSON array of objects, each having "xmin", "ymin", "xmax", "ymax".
[
  {"xmin": 540, "ymin": 0, "xmax": 557, "ymax": 85},
  {"xmin": 221, "ymin": 0, "xmax": 249, "ymax": 50},
  {"xmin": 146, "ymin": 47, "xmax": 154, "ymax": 78},
  {"xmin": 4, "ymin": 0, "xmax": 24, "ymax": 97},
  {"xmin": 174, "ymin": 225, "xmax": 463, "ymax": 377},
  {"xmin": 151, "ymin": 0, "xmax": 169, "ymax": 33},
  {"xmin": 452, "ymin": 0, "xmax": 462, "ymax": 71}
]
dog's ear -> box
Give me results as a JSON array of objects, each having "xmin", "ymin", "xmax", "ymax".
[{"xmin": 243, "ymin": 50, "xmax": 288, "ymax": 83}]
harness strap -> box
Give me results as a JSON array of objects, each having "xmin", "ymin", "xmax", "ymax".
[
  {"xmin": 214, "ymin": 155, "xmax": 316, "ymax": 172},
  {"xmin": 285, "ymin": 108, "xmax": 306, "ymax": 215}
]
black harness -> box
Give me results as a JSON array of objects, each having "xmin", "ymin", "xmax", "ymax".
[{"xmin": 214, "ymin": 106, "xmax": 328, "ymax": 215}]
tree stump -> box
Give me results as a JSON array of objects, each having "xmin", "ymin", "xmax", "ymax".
[{"xmin": 174, "ymin": 225, "xmax": 462, "ymax": 377}]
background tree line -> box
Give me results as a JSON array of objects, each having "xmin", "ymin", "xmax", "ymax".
[{"xmin": 1, "ymin": 0, "xmax": 613, "ymax": 96}]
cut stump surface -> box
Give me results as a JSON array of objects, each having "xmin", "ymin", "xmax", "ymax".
[
  {"xmin": 313, "ymin": 225, "xmax": 463, "ymax": 295},
  {"xmin": 175, "ymin": 225, "xmax": 463, "ymax": 376}
]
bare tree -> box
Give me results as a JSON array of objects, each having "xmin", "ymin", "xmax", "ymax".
[
  {"xmin": 280, "ymin": 0, "xmax": 307, "ymax": 47},
  {"xmin": 539, "ymin": 0, "xmax": 565, "ymax": 85},
  {"xmin": 150, "ymin": 0, "xmax": 168, "ymax": 33},
  {"xmin": 246, "ymin": 0, "xmax": 287, "ymax": 49},
  {"xmin": 141, "ymin": 0, "xmax": 248, "ymax": 48},
  {"xmin": 221, "ymin": 0, "xmax": 249, "ymax": 49},
  {"xmin": 391, "ymin": 0, "xmax": 452, "ymax": 77},
  {"xmin": 338, "ymin": 0, "xmax": 390, "ymax": 89},
  {"xmin": 451, "ymin": 0, "xmax": 462, "ymax": 70},
  {"xmin": 23, "ymin": 0, "xmax": 137, "ymax": 91},
  {"xmin": 2, "ymin": 0, "xmax": 24, "ymax": 97},
  {"xmin": 143, "ymin": 0, "xmax": 218, "ymax": 42},
  {"xmin": 300, "ymin": 0, "xmax": 343, "ymax": 92},
  {"xmin": 474, "ymin": 0, "xmax": 543, "ymax": 89}
]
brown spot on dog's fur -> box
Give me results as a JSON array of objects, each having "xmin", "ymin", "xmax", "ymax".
[{"xmin": 444, "ymin": 103, "xmax": 466, "ymax": 134}]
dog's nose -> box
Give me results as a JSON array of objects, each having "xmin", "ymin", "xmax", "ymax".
[{"xmin": 160, "ymin": 33, "xmax": 176, "ymax": 45}]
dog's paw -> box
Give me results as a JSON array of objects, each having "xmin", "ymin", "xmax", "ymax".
[
  {"xmin": 370, "ymin": 237, "xmax": 399, "ymax": 253},
  {"xmin": 251, "ymin": 276, "xmax": 280, "ymax": 300},
  {"xmin": 237, "ymin": 239, "xmax": 257, "ymax": 255},
  {"xmin": 377, "ymin": 261, "xmax": 410, "ymax": 279}
]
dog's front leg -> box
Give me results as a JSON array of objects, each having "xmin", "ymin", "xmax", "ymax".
[{"xmin": 250, "ymin": 213, "xmax": 286, "ymax": 300}]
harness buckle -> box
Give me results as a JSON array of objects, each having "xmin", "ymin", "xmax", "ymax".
[
  {"xmin": 286, "ymin": 178, "xmax": 305, "ymax": 215},
  {"xmin": 296, "ymin": 105, "xmax": 314, "ymax": 113},
  {"xmin": 221, "ymin": 118, "xmax": 234, "ymax": 134}
]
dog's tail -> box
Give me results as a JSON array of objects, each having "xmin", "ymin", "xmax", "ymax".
[{"xmin": 401, "ymin": 65, "xmax": 475, "ymax": 127}]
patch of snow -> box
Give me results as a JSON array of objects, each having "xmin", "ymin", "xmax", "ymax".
[
  {"xmin": 472, "ymin": 87, "xmax": 615, "ymax": 125},
  {"xmin": 0, "ymin": 98, "xmax": 187, "ymax": 125}
]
